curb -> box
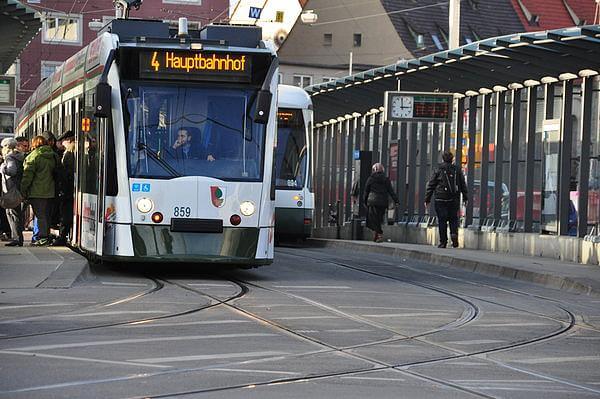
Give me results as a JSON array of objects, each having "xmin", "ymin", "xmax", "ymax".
[
  {"xmin": 310, "ymin": 239, "xmax": 599, "ymax": 297},
  {"xmin": 37, "ymin": 247, "xmax": 89, "ymax": 289}
]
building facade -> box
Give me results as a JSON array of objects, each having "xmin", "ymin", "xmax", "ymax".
[
  {"xmin": 278, "ymin": 0, "xmax": 598, "ymax": 89},
  {"xmin": 12, "ymin": 0, "xmax": 229, "ymax": 108}
]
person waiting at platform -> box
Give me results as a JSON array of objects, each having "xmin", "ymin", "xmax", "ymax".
[
  {"xmin": 424, "ymin": 150, "xmax": 468, "ymax": 248},
  {"xmin": 20, "ymin": 135, "xmax": 57, "ymax": 246},
  {"xmin": 0, "ymin": 138, "xmax": 25, "ymax": 246},
  {"xmin": 53, "ymin": 130, "xmax": 75, "ymax": 246},
  {"xmin": 364, "ymin": 163, "xmax": 399, "ymax": 243}
]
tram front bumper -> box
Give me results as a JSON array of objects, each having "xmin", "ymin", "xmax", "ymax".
[{"xmin": 120, "ymin": 225, "xmax": 270, "ymax": 264}]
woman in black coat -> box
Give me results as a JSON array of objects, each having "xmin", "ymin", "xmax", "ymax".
[{"xmin": 364, "ymin": 163, "xmax": 399, "ymax": 242}]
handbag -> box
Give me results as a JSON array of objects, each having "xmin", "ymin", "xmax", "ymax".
[{"xmin": 0, "ymin": 174, "xmax": 23, "ymax": 209}]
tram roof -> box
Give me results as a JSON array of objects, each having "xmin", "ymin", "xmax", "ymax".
[
  {"xmin": 305, "ymin": 25, "xmax": 600, "ymax": 124},
  {"xmin": 0, "ymin": 0, "xmax": 41, "ymax": 74}
]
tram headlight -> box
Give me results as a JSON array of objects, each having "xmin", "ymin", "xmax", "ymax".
[
  {"xmin": 136, "ymin": 197, "xmax": 154, "ymax": 213},
  {"xmin": 240, "ymin": 201, "xmax": 255, "ymax": 216}
]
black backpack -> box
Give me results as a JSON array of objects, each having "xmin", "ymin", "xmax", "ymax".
[{"xmin": 440, "ymin": 165, "xmax": 457, "ymax": 195}]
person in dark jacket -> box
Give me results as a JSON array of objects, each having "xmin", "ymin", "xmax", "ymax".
[
  {"xmin": 21, "ymin": 135, "xmax": 56, "ymax": 246},
  {"xmin": 424, "ymin": 151, "xmax": 468, "ymax": 248},
  {"xmin": 0, "ymin": 138, "xmax": 25, "ymax": 246},
  {"xmin": 364, "ymin": 163, "xmax": 399, "ymax": 243},
  {"xmin": 53, "ymin": 131, "xmax": 75, "ymax": 246}
]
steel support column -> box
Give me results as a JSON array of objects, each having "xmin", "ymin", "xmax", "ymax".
[
  {"xmin": 407, "ymin": 123, "xmax": 418, "ymax": 219},
  {"xmin": 344, "ymin": 118, "xmax": 355, "ymax": 222},
  {"xmin": 418, "ymin": 123, "xmax": 429, "ymax": 216},
  {"xmin": 396, "ymin": 123, "xmax": 408, "ymax": 220},
  {"xmin": 454, "ymin": 98, "xmax": 465, "ymax": 173},
  {"xmin": 372, "ymin": 112, "xmax": 381, "ymax": 162},
  {"xmin": 577, "ymin": 77, "xmax": 593, "ymax": 238},
  {"xmin": 381, "ymin": 121, "xmax": 390, "ymax": 171},
  {"xmin": 323, "ymin": 123, "xmax": 333, "ymax": 226},
  {"xmin": 443, "ymin": 122, "xmax": 452, "ymax": 151},
  {"xmin": 545, "ymin": 83, "xmax": 555, "ymax": 119},
  {"xmin": 431, "ymin": 123, "xmax": 440, "ymax": 171},
  {"xmin": 314, "ymin": 126, "xmax": 325, "ymax": 228},
  {"xmin": 509, "ymin": 89, "xmax": 522, "ymax": 223},
  {"xmin": 479, "ymin": 94, "xmax": 492, "ymax": 223},
  {"xmin": 558, "ymin": 80, "xmax": 574, "ymax": 236},
  {"xmin": 493, "ymin": 91, "xmax": 506, "ymax": 220},
  {"xmin": 337, "ymin": 121, "xmax": 346, "ymax": 222},
  {"xmin": 524, "ymin": 86, "xmax": 538, "ymax": 233},
  {"xmin": 466, "ymin": 96, "xmax": 477, "ymax": 227}
]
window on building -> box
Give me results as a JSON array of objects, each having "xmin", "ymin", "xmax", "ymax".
[
  {"xmin": 322, "ymin": 77, "xmax": 336, "ymax": 83},
  {"xmin": 278, "ymin": 73, "xmax": 283, "ymax": 84},
  {"xmin": 41, "ymin": 61, "xmax": 62, "ymax": 80},
  {"xmin": 431, "ymin": 34, "xmax": 444, "ymax": 50},
  {"xmin": 353, "ymin": 33, "xmax": 362, "ymax": 47},
  {"xmin": 42, "ymin": 13, "xmax": 82, "ymax": 45},
  {"xmin": 323, "ymin": 33, "xmax": 332, "ymax": 46},
  {"xmin": 293, "ymin": 75, "xmax": 312, "ymax": 88}
]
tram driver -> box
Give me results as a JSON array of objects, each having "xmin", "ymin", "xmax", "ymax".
[{"xmin": 172, "ymin": 127, "xmax": 215, "ymax": 162}]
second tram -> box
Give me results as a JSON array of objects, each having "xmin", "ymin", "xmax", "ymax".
[
  {"xmin": 16, "ymin": 19, "xmax": 279, "ymax": 266},
  {"xmin": 274, "ymin": 85, "xmax": 314, "ymax": 241}
]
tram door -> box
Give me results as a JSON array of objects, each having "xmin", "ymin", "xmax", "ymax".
[
  {"xmin": 78, "ymin": 87, "xmax": 106, "ymax": 255},
  {"xmin": 541, "ymin": 119, "xmax": 561, "ymax": 233}
]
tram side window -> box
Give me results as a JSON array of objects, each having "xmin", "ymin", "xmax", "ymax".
[
  {"xmin": 80, "ymin": 89, "xmax": 99, "ymax": 196},
  {"xmin": 51, "ymin": 106, "xmax": 60, "ymax": 135},
  {"xmin": 275, "ymin": 108, "xmax": 307, "ymax": 189},
  {"xmin": 79, "ymin": 88, "xmax": 118, "ymax": 196}
]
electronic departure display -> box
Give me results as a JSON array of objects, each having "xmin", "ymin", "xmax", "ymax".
[
  {"xmin": 139, "ymin": 50, "xmax": 252, "ymax": 82},
  {"xmin": 384, "ymin": 91, "xmax": 453, "ymax": 123}
]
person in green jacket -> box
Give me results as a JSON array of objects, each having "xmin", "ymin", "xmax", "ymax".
[{"xmin": 20, "ymin": 135, "xmax": 57, "ymax": 246}]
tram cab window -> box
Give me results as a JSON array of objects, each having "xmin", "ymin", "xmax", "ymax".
[
  {"xmin": 123, "ymin": 83, "xmax": 266, "ymax": 181},
  {"xmin": 275, "ymin": 108, "xmax": 307, "ymax": 189}
]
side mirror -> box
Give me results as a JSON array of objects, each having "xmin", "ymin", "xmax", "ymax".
[
  {"xmin": 94, "ymin": 82, "xmax": 112, "ymax": 118},
  {"xmin": 253, "ymin": 90, "xmax": 272, "ymax": 124}
]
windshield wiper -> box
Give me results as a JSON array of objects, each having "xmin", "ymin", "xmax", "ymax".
[{"xmin": 137, "ymin": 141, "xmax": 181, "ymax": 178}]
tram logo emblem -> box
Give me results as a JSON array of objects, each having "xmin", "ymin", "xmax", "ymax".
[{"xmin": 210, "ymin": 186, "xmax": 226, "ymax": 208}]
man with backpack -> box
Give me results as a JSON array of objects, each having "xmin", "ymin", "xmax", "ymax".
[{"xmin": 424, "ymin": 151, "xmax": 468, "ymax": 248}]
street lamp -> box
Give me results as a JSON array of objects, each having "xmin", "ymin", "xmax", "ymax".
[{"xmin": 300, "ymin": 10, "xmax": 318, "ymax": 24}]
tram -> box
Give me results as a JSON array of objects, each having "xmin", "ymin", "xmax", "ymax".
[
  {"xmin": 274, "ymin": 85, "xmax": 314, "ymax": 241},
  {"xmin": 16, "ymin": 18, "xmax": 279, "ymax": 266}
]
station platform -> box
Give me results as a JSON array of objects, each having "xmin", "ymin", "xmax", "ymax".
[
  {"xmin": 0, "ymin": 243, "xmax": 88, "ymax": 290},
  {"xmin": 311, "ymin": 238, "xmax": 600, "ymax": 297}
]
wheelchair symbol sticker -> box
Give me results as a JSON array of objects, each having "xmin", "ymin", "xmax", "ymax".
[{"xmin": 141, "ymin": 184, "xmax": 151, "ymax": 192}]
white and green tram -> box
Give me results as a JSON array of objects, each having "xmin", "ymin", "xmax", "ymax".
[
  {"xmin": 274, "ymin": 85, "xmax": 314, "ymax": 240},
  {"xmin": 17, "ymin": 20, "xmax": 279, "ymax": 266}
]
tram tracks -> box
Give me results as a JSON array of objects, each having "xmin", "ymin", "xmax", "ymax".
[
  {"xmin": 0, "ymin": 275, "xmax": 246, "ymax": 340},
  {"xmin": 123, "ymin": 249, "xmax": 589, "ymax": 398},
  {"xmin": 1, "ymin": 252, "xmax": 594, "ymax": 398}
]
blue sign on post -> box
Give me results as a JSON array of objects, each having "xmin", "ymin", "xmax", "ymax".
[
  {"xmin": 249, "ymin": 6, "xmax": 262, "ymax": 19},
  {"xmin": 353, "ymin": 150, "xmax": 360, "ymax": 160}
]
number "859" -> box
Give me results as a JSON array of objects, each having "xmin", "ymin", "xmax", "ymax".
[{"xmin": 173, "ymin": 206, "xmax": 191, "ymax": 217}]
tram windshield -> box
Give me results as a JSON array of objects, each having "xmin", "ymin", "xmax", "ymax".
[
  {"xmin": 275, "ymin": 108, "xmax": 307, "ymax": 189},
  {"xmin": 123, "ymin": 82, "xmax": 265, "ymax": 180}
]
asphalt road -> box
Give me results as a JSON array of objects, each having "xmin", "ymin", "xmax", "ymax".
[{"xmin": 1, "ymin": 245, "xmax": 599, "ymax": 398}]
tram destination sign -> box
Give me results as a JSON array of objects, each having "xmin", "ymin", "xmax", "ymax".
[
  {"xmin": 139, "ymin": 50, "xmax": 252, "ymax": 82},
  {"xmin": 384, "ymin": 91, "xmax": 453, "ymax": 123}
]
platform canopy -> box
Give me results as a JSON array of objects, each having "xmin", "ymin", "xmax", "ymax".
[
  {"xmin": 306, "ymin": 25, "xmax": 600, "ymax": 124},
  {"xmin": 0, "ymin": 0, "xmax": 41, "ymax": 74}
]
